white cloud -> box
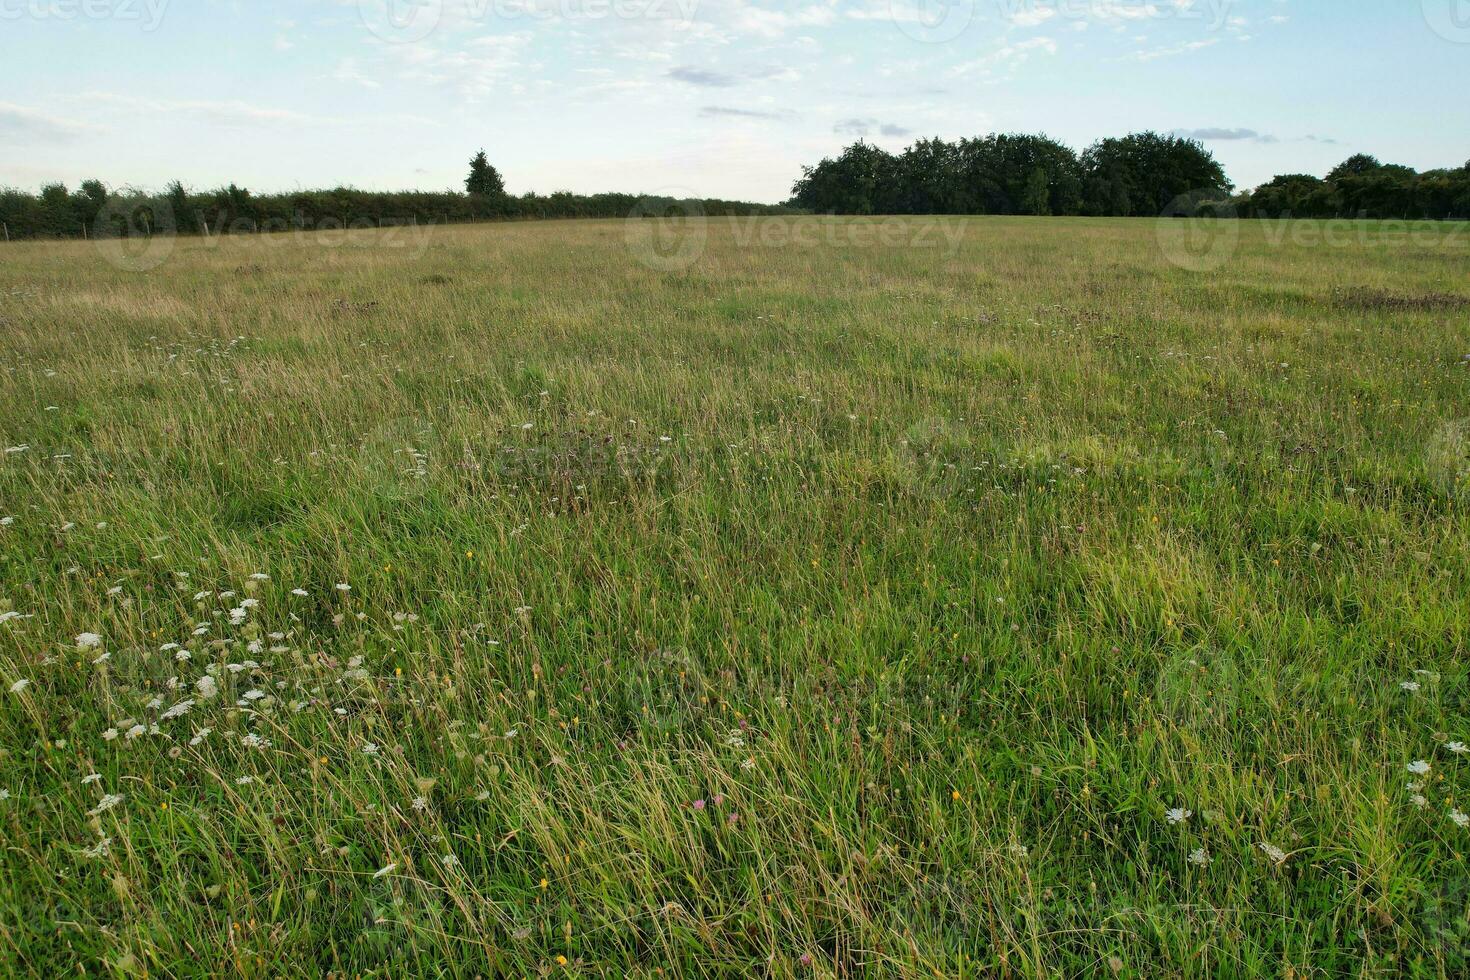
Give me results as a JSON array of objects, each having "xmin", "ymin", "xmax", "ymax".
[
  {"xmin": 951, "ymin": 35, "xmax": 1058, "ymax": 76},
  {"xmin": 0, "ymin": 102, "xmax": 94, "ymax": 142},
  {"xmin": 79, "ymin": 93, "xmax": 322, "ymax": 126}
]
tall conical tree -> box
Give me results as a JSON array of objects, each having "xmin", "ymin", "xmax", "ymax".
[{"xmin": 466, "ymin": 150, "xmax": 506, "ymax": 198}]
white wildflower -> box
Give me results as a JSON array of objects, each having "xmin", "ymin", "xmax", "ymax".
[
  {"xmin": 88, "ymin": 793, "xmax": 124, "ymax": 816},
  {"xmin": 160, "ymin": 699, "xmax": 195, "ymax": 721}
]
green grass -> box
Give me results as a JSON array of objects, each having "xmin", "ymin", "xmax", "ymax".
[{"xmin": 1, "ymin": 215, "xmax": 1469, "ymax": 977}]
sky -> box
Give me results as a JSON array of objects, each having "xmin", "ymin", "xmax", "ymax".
[{"xmin": 0, "ymin": 0, "xmax": 1467, "ymax": 203}]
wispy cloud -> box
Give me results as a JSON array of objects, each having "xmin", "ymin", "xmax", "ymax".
[
  {"xmin": 1175, "ymin": 127, "xmax": 1278, "ymax": 144},
  {"xmin": 700, "ymin": 105, "xmax": 790, "ymax": 120},
  {"xmin": 0, "ymin": 102, "xmax": 94, "ymax": 143},
  {"xmin": 669, "ymin": 65, "xmax": 738, "ymax": 87},
  {"xmin": 833, "ymin": 117, "xmax": 911, "ymax": 138},
  {"xmin": 79, "ymin": 92, "xmax": 321, "ymax": 126},
  {"xmin": 1175, "ymin": 128, "xmax": 1342, "ymax": 147},
  {"xmin": 951, "ymin": 36, "xmax": 1057, "ymax": 76},
  {"xmin": 1129, "ymin": 38, "xmax": 1218, "ymax": 61},
  {"xmin": 668, "ymin": 64, "xmax": 800, "ymax": 87}
]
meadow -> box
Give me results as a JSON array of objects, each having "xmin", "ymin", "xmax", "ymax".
[{"xmin": 0, "ymin": 214, "xmax": 1468, "ymax": 977}]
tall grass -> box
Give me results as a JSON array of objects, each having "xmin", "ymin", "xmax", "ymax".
[{"xmin": 1, "ymin": 216, "xmax": 1468, "ymax": 976}]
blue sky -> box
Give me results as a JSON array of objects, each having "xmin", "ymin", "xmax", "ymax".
[{"xmin": 1, "ymin": 0, "xmax": 1466, "ymax": 203}]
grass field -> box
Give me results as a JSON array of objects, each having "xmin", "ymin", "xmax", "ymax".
[{"xmin": 1, "ymin": 215, "xmax": 1469, "ymax": 977}]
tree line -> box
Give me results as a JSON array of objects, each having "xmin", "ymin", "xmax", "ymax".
[
  {"xmin": 0, "ymin": 149, "xmax": 791, "ymax": 242},
  {"xmin": 790, "ymin": 132, "xmax": 1470, "ymax": 221},
  {"xmin": 4, "ymin": 140, "xmax": 1468, "ymax": 242}
]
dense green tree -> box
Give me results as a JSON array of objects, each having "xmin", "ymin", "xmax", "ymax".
[
  {"xmin": 790, "ymin": 142, "xmax": 901, "ymax": 214},
  {"xmin": 1021, "ymin": 167, "xmax": 1051, "ymax": 216},
  {"xmin": 1080, "ymin": 132, "xmax": 1231, "ymax": 216},
  {"xmin": 79, "ymin": 179, "xmax": 108, "ymax": 210},
  {"xmin": 165, "ymin": 180, "xmax": 188, "ymax": 229},
  {"xmin": 1327, "ymin": 154, "xmax": 1384, "ymax": 181},
  {"xmin": 465, "ymin": 150, "xmax": 507, "ymax": 215},
  {"xmin": 1243, "ymin": 174, "xmax": 1328, "ymax": 218},
  {"xmin": 894, "ymin": 139, "xmax": 966, "ymax": 214},
  {"xmin": 790, "ymin": 131, "xmax": 1233, "ymax": 218}
]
